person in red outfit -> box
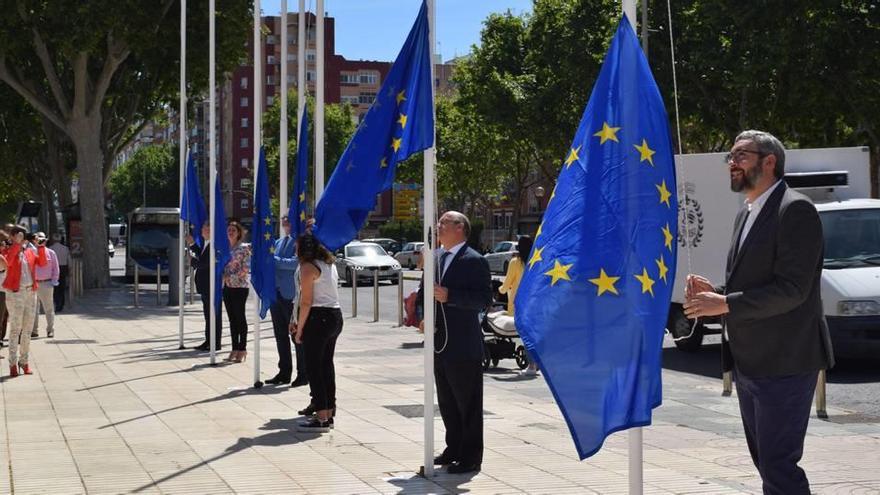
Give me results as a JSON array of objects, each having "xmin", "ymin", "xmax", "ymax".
[{"xmin": 1, "ymin": 226, "xmax": 47, "ymax": 377}]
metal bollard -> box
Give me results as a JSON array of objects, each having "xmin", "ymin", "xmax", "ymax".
[
  {"xmin": 134, "ymin": 263, "xmax": 140, "ymax": 307},
  {"xmin": 373, "ymin": 269, "xmax": 379, "ymax": 323},
  {"xmin": 156, "ymin": 258, "xmax": 162, "ymax": 305},
  {"xmin": 722, "ymin": 370, "xmax": 732, "ymax": 397},
  {"xmin": 816, "ymin": 369, "xmax": 827, "ymax": 418},
  {"xmin": 351, "ymin": 268, "xmax": 358, "ymax": 317},
  {"xmin": 397, "ymin": 271, "xmax": 404, "ymax": 326}
]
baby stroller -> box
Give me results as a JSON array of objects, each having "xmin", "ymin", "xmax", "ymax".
[{"xmin": 480, "ymin": 280, "xmax": 531, "ymax": 371}]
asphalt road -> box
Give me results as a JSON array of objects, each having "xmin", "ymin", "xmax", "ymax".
[{"xmin": 110, "ymin": 250, "xmax": 880, "ymax": 420}]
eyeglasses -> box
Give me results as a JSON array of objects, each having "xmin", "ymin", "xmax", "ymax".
[
  {"xmin": 438, "ymin": 219, "xmax": 461, "ymax": 226},
  {"xmin": 724, "ymin": 149, "xmax": 766, "ymax": 165}
]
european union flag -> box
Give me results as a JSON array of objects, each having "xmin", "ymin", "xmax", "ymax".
[
  {"xmin": 251, "ymin": 148, "xmax": 276, "ymax": 318},
  {"xmin": 289, "ymin": 104, "xmax": 309, "ymax": 239},
  {"xmin": 514, "ymin": 16, "xmax": 677, "ymax": 460},
  {"xmin": 180, "ymin": 151, "xmax": 207, "ymax": 247},
  {"xmin": 313, "ymin": 0, "xmax": 433, "ymax": 251},
  {"xmin": 213, "ymin": 176, "xmax": 231, "ymax": 309}
]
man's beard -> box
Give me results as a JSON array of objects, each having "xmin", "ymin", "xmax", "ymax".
[{"xmin": 730, "ymin": 163, "xmax": 763, "ymax": 192}]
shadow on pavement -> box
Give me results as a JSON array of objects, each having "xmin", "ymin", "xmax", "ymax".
[{"xmin": 662, "ymin": 343, "xmax": 723, "ymax": 380}]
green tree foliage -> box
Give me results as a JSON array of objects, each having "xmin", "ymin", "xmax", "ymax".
[
  {"xmin": 0, "ymin": 0, "xmax": 250, "ymax": 287},
  {"xmin": 107, "ymin": 145, "xmax": 179, "ymax": 217}
]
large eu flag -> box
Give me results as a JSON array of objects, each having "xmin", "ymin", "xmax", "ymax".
[
  {"xmin": 213, "ymin": 176, "xmax": 231, "ymax": 309},
  {"xmin": 180, "ymin": 152, "xmax": 207, "ymax": 247},
  {"xmin": 251, "ymin": 148, "xmax": 276, "ymax": 318},
  {"xmin": 313, "ymin": 0, "xmax": 433, "ymax": 251},
  {"xmin": 288, "ymin": 104, "xmax": 309, "ymax": 240},
  {"xmin": 514, "ymin": 16, "xmax": 677, "ymax": 460}
]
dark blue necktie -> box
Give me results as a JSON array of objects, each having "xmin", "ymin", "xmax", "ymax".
[{"xmin": 439, "ymin": 251, "xmax": 450, "ymax": 280}]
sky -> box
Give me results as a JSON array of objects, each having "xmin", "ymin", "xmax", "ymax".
[{"xmin": 260, "ymin": 0, "xmax": 533, "ymax": 62}]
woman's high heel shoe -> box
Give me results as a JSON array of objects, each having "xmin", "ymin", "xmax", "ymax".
[
  {"xmin": 224, "ymin": 351, "xmax": 237, "ymax": 362},
  {"xmin": 234, "ymin": 351, "xmax": 247, "ymax": 363}
]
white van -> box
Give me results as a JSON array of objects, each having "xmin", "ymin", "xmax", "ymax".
[{"xmin": 668, "ymin": 147, "xmax": 880, "ymax": 358}]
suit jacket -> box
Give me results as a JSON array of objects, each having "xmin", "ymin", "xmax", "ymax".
[
  {"xmin": 425, "ymin": 245, "xmax": 493, "ymax": 362},
  {"xmin": 189, "ymin": 242, "xmax": 211, "ymax": 295},
  {"xmin": 720, "ymin": 183, "xmax": 834, "ymax": 376},
  {"xmin": 273, "ymin": 235, "xmax": 298, "ymax": 300}
]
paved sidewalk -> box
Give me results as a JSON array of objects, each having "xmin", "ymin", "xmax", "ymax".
[{"xmin": 1, "ymin": 287, "xmax": 878, "ymax": 494}]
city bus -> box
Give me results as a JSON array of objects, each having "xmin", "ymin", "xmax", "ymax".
[{"xmin": 125, "ymin": 207, "xmax": 180, "ymax": 278}]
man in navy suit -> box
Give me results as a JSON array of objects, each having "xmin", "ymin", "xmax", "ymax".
[
  {"xmin": 684, "ymin": 130, "xmax": 834, "ymax": 495},
  {"xmin": 426, "ymin": 211, "xmax": 493, "ymax": 474},
  {"xmin": 267, "ymin": 216, "xmax": 305, "ymax": 386}
]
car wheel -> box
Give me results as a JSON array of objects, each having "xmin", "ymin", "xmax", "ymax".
[{"xmin": 668, "ymin": 305, "xmax": 704, "ymax": 352}]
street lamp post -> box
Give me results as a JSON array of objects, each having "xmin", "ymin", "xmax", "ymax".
[{"xmin": 534, "ymin": 185, "xmax": 545, "ymax": 235}]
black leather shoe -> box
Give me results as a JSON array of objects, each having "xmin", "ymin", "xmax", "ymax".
[
  {"xmin": 298, "ymin": 403, "xmax": 316, "ymax": 416},
  {"xmin": 290, "ymin": 376, "xmax": 309, "ymax": 387},
  {"xmin": 265, "ymin": 375, "xmax": 291, "ymax": 385},
  {"xmin": 433, "ymin": 454, "xmax": 456, "ymax": 466},
  {"xmin": 447, "ymin": 462, "xmax": 480, "ymax": 474},
  {"xmin": 193, "ymin": 342, "xmax": 209, "ymax": 351}
]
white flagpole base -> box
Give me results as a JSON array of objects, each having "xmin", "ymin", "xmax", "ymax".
[{"xmin": 629, "ymin": 427, "xmax": 643, "ymax": 495}]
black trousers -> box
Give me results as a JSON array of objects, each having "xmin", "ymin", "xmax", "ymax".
[
  {"xmin": 735, "ymin": 368, "xmax": 818, "ymax": 495},
  {"xmin": 269, "ymin": 291, "xmax": 306, "ymax": 379},
  {"xmin": 435, "ymin": 357, "xmax": 483, "ymax": 466},
  {"xmin": 199, "ymin": 292, "xmax": 222, "ymax": 349},
  {"xmin": 302, "ymin": 307, "xmax": 343, "ymax": 411},
  {"xmin": 223, "ymin": 287, "xmax": 249, "ymax": 351},
  {"xmin": 54, "ymin": 265, "xmax": 68, "ymax": 311}
]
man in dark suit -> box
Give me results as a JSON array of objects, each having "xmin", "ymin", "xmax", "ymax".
[
  {"xmin": 684, "ymin": 130, "xmax": 834, "ymax": 495},
  {"xmin": 266, "ymin": 216, "xmax": 305, "ymax": 386},
  {"xmin": 426, "ymin": 211, "xmax": 492, "ymax": 474},
  {"xmin": 186, "ymin": 224, "xmax": 221, "ymax": 351}
]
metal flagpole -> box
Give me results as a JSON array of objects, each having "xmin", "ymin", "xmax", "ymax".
[
  {"xmin": 297, "ymin": 0, "xmax": 305, "ymax": 204},
  {"xmin": 422, "ymin": 0, "xmax": 437, "ymax": 478},
  {"xmin": 315, "ymin": 0, "xmax": 325, "ymax": 199},
  {"xmin": 621, "ymin": 5, "xmax": 642, "ymax": 494},
  {"xmin": 280, "ymin": 0, "xmax": 288, "ymax": 223},
  {"xmin": 208, "ymin": 0, "xmax": 217, "ymax": 366},
  {"xmin": 252, "ymin": 0, "xmax": 263, "ymax": 387},
  {"xmin": 178, "ymin": 0, "xmax": 187, "ymax": 350}
]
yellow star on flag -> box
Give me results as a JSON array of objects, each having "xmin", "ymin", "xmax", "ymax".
[
  {"xmin": 396, "ymin": 90, "xmax": 406, "ymax": 105},
  {"xmin": 593, "ymin": 122, "xmax": 621, "ymax": 144},
  {"xmin": 655, "ymin": 255, "xmax": 669, "ymax": 283},
  {"xmin": 528, "ymin": 246, "xmax": 544, "ymax": 269},
  {"xmin": 656, "ymin": 179, "xmax": 672, "ymax": 208},
  {"xmin": 264, "ymin": 216, "xmax": 271, "ymax": 226},
  {"xmin": 634, "ymin": 268, "xmax": 656, "ymax": 297},
  {"xmin": 534, "ymin": 223, "xmax": 543, "ymax": 241},
  {"xmin": 263, "ymin": 232, "xmax": 271, "ymax": 241},
  {"xmin": 269, "ymin": 246, "xmax": 276, "ymax": 254},
  {"xmin": 544, "ymin": 259, "xmax": 573, "ymax": 286},
  {"xmin": 589, "ymin": 268, "xmax": 620, "ymax": 296},
  {"xmin": 380, "ymin": 157, "xmax": 388, "ymax": 168},
  {"xmin": 633, "ymin": 139, "xmax": 656, "ymax": 166},
  {"xmin": 662, "ymin": 223, "xmax": 673, "ymax": 251},
  {"xmin": 300, "ymin": 211, "xmax": 306, "ymax": 222},
  {"xmin": 564, "ymin": 145, "xmax": 581, "ymax": 168},
  {"xmin": 548, "ymin": 185, "xmax": 557, "ymax": 204},
  {"xmin": 391, "ymin": 138, "xmax": 401, "ymax": 152},
  {"xmin": 398, "ymin": 113, "xmax": 407, "ymax": 129},
  {"xmin": 299, "ymin": 192, "xmax": 305, "ymax": 203}
]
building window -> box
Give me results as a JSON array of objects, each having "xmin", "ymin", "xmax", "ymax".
[
  {"xmin": 266, "ymin": 35, "xmax": 276, "ymax": 45},
  {"xmin": 241, "ymin": 199, "xmax": 249, "ymax": 210},
  {"xmin": 287, "ymin": 53, "xmax": 296, "ymax": 61},
  {"xmin": 240, "ymin": 97, "xmax": 249, "ymax": 107},
  {"xmin": 307, "ymin": 28, "xmax": 315, "ymax": 41},
  {"xmin": 306, "ymin": 50, "xmax": 316, "ymax": 62},
  {"xmin": 266, "ymin": 96, "xmax": 274, "ymax": 106},
  {"xmin": 306, "ymin": 70, "xmax": 316, "ymax": 81},
  {"xmin": 240, "ymin": 77, "xmax": 248, "ymax": 89},
  {"xmin": 340, "ymin": 95, "xmax": 359, "ymax": 106},
  {"xmin": 358, "ymin": 92, "xmax": 377, "ymax": 104},
  {"xmin": 287, "ymin": 74, "xmax": 295, "ymax": 84},
  {"xmin": 241, "ymin": 118, "xmax": 248, "ymax": 128},
  {"xmin": 241, "ymin": 158, "xmax": 249, "ymax": 168},
  {"xmin": 240, "ymin": 178, "xmax": 251, "ymax": 189},
  {"xmin": 267, "ymin": 75, "xmax": 275, "ymax": 85},
  {"xmin": 241, "ymin": 137, "xmax": 249, "ymax": 148},
  {"xmin": 340, "ymin": 73, "xmax": 357, "ymax": 84},
  {"xmin": 359, "ymin": 73, "xmax": 378, "ymax": 84},
  {"xmin": 267, "ymin": 55, "xmax": 276, "ymax": 65}
]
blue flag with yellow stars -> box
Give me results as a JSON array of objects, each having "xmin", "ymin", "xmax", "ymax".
[
  {"xmin": 180, "ymin": 151, "xmax": 208, "ymax": 247},
  {"xmin": 288, "ymin": 104, "xmax": 309, "ymax": 240},
  {"xmin": 514, "ymin": 16, "xmax": 677, "ymax": 460},
  {"xmin": 251, "ymin": 148, "xmax": 276, "ymax": 319},
  {"xmin": 313, "ymin": 0, "xmax": 433, "ymax": 251},
  {"xmin": 213, "ymin": 176, "xmax": 231, "ymax": 310}
]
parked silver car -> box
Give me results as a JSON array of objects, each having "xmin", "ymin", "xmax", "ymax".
[
  {"xmin": 394, "ymin": 241, "xmax": 424, "ymax": 269},
  {"xmin": 335, "ymin": 241, "xmax": 402, "ymax": 286},
  {"xmin": 484, "ymin": 240, "xmax": 517, "ymax": 274}
]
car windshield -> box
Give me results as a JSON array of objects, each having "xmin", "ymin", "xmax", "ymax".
[
  {"xmin": 820, "ymin": 209, "xmax": 880, "ymax": 269},
  {"xmin": 346, "ymin": 245, "xmax": 387, "ymax": 258},
  {"xmin": 492, "ymin": 242, "xmax": 513, "ymax": 253}
]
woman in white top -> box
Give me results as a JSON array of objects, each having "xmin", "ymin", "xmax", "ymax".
[{"xmin": 289, "ymin": 233, "xmax": 342, "ymax": 433}]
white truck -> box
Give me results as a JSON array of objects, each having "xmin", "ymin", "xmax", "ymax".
[{"xmin": 668, "ymin": 147, "xmax": 880, "ymax": 358}]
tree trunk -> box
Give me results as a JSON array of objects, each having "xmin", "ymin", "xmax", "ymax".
[{"xmin": 69, "ymin": 116, "xmax": 110, "ymax": 289}]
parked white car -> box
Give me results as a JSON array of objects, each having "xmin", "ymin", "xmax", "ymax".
[
  {"xmin": 394, "ymin": 241, "xmax": 424, "ymax": 269},
  {"xmin": 335, "ymin": 241, "xmax": 402, "ymax": 286},
  {"xmin": 484, "ymin": 240, "xmax": 517, "ymax": 274}
]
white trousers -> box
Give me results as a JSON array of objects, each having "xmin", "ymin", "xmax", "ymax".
[
  {"xmin": 32, "ymin": 283, "xmax": 55, "ymax": 334},
  {"xmin": 7, "ymin": 287, "xmax": 37, "ymax": 366}
]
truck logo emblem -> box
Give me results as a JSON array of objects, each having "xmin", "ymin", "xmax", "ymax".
[{"xmin": 678, "ymin": 183, "xmax": 703, "ymax": 248}]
